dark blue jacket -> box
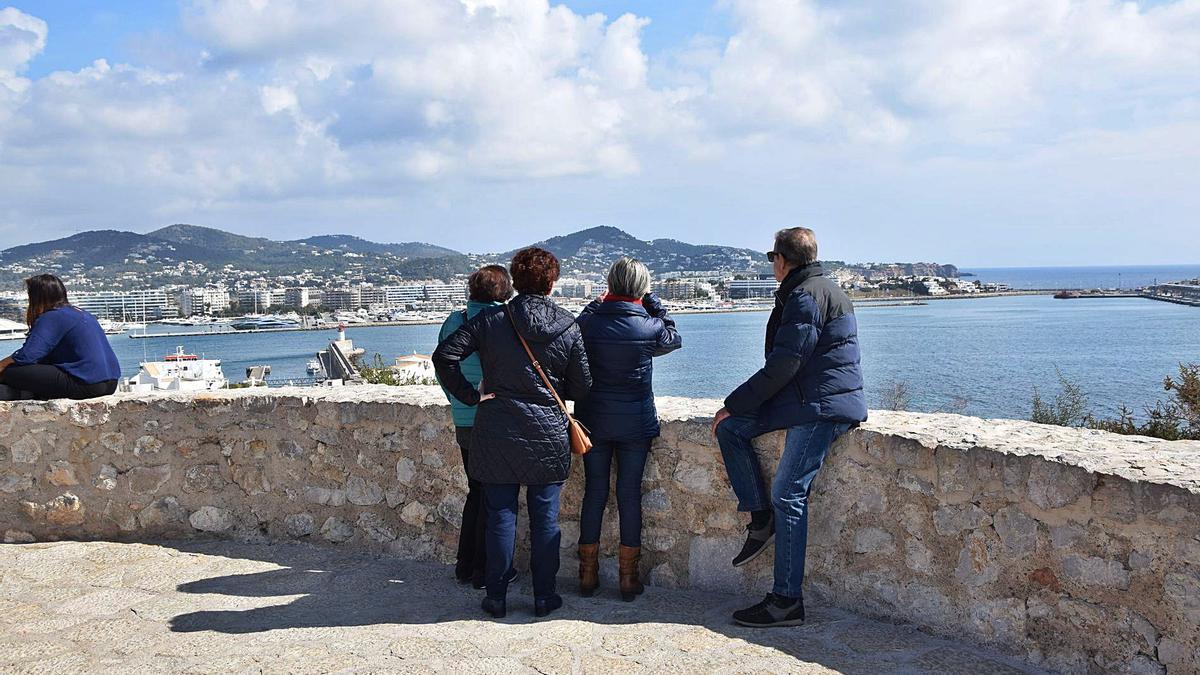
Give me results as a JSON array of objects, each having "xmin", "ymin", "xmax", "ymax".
[
  {"xmin": 575, "ymin": 293, "xmax": 682, "ymax": 443},
  {"xmin": 434, "ymin": 294, "xmax": 592, "ymax": 485},
  {"xmin": 724, "ymin": 263, "xmax": 867, "ymax": 430},
  {"xmin": 10, "ymin": 306, "xmax": 122, "ymax": 384}
]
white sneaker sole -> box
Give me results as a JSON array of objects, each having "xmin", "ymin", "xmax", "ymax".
[{"xmin": 732, "ymin": 532, "xmax": 775, "ymax": 567}]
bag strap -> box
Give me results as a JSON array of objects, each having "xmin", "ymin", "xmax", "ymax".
[{"xmin": 506, "ymin": 305, "xmax": 570, "ymax": 418}]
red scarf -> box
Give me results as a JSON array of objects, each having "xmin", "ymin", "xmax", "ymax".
[{"xmin": 602, "ymin": 293, "xmax": 643, "ymax": 304}]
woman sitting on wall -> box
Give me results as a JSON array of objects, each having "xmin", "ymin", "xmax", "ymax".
[
  {"xmin": 574, "ymin": 257, "xmax": 682, "ymax": 600},
  {"xmin": 435, "ymin": 264, "xmax": 514, "ymax": 589},
  {"xmin": 0, "ymin": 274, "xmax": 121, "ymax": 401},
  {"xmin": 433, "ymin": 247, "xmax": 592, "ymax": 619}
]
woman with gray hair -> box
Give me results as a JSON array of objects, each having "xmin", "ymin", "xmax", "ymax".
[{"xmin": 574, "ymin": 257, "xmax": 682, "ymax": 601}]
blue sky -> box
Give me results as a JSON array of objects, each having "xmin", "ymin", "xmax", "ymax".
[{"xmin": 2, "ymin": 1, "xmax": 1199, "ymax": 266}]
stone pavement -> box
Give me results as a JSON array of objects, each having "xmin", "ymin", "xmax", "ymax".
[{"xmin": 0, "ymin": 540, "xmax": 1042, "ymax": 674}]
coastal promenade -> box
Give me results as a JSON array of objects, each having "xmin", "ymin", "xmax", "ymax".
[{"xmin": 1, "ymin": 388, "xmax": 1197, "ymax": 673}]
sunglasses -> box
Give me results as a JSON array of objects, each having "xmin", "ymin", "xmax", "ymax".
[{"xmin": 766, "ymin": 251, "xmax": 781, "ymax": 262}]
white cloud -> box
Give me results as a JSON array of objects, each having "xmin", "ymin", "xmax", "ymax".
[
  {"xmin": 0, "ymin": 0, "xmax": 1198, "ymax": 258},
  {"xmin": 0, "ymin": 7, "xmax": 47, "ymax": 124}
]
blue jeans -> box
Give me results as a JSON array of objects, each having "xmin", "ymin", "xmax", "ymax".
[
  {"xmin": 716, "ymin": 414, "xmax": 851, "ymax": 598},
  {"xmin": 482, "ymin": 482, "xmax": 562, "ymax": 601},
  {"xmin": 579, "ymin": 440, "xmax": 651, "ymax": 547}
]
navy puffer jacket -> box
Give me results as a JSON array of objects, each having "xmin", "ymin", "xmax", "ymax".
[
  {"xmin": 574, "ymin": 293, "xmax": 682, "ymax": 443},
  {"xmin": 724, "ymin": 263, "xmax": 867, "ymax": 430},
  {"xmin": 433, "ymin": 294, "xmax": 592, "ymax": 485}
]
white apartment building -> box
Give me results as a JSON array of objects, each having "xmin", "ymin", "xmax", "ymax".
[
  {"xmin": 728, "ymin": 276, "xmax": 779, "ymax": 299},
  {"xmin": 73, "ymin": 289, "xmax": 174, "ymax": 321},
  {"xmin": 178, "ymin": 286, "xmax": 231, "ymax": 316}
]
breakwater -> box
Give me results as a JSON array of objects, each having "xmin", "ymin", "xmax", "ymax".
[{"xmin": 1, "ymin": 387, "xmax": 1197, "ymax": 672}]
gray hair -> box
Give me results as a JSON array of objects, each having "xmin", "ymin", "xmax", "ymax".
[{"xmin": 607, "ymin": 257, "xmax": 651, "ymax": 298}]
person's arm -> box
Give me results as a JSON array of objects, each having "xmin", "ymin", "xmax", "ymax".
[
  {"xmin": 577, "ymin": 297, "xmax": 602, "ymax": 319},
  {"xmin": 0, "ymin": 355, "xmax": 12, "ymax": 376},
  {"xmin": 11, "ymin": 313, "xmax": 65, "ymax": 365},
  {"xmin": 722, "ymin": 292, "xmax": 821, "ymax": 416},
  {"xmin": 433, "ymin": 320, "xmax": 484, "ymax": 407},
  {"xmin": 643, "ymin": 293, "xmax": 682, "ymax": 357},
  {"xmin": 434, "ymin": 313, "xmax": 471, "ymax": 405},
  {"xmin": 563, "ymin": 328, "xmax": 592, "ymax": 402}
]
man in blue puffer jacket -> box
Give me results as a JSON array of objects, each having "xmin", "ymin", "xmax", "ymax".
[{"xmin": 711, "ymin": 227, "xmax": 867, "ymax": 628}]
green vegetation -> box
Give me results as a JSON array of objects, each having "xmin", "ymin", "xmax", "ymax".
[{"xmin": 1031, "ymin": 363, "xmax": 1200, "ymax": 441}]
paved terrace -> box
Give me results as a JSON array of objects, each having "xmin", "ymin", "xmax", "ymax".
[{"xmin": 0, "ymin": 540, "xmax": 1040, "ymax": 674}]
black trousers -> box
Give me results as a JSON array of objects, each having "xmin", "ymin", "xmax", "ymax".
[
  {"xmin": 0, "ymin": 364, "xmax": 118, "ymax": 401},
  {"xmin": 455, "ymin": 426, "xmax": 488, "ymax": 581}
]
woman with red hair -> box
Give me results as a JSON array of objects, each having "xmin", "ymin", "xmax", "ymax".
[{"xmin": 434, "ymin": 247, "xmax": 592, "ymax": 619}]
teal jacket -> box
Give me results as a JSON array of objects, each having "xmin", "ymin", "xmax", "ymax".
[{"xmin": 436, "ymin": 300, "xmax": 503, "ymax": 427}]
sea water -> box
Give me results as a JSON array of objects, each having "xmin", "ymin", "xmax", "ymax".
[{"xmin": 79, "ymin": 294, "xmax": 1199, "ymax": 422}]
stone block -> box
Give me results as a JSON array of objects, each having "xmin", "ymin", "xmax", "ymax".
[
  {"xmin": 396, "ymin": 458, "xmax": 417, "ymax": 485},
  {"xmin": 284, "ymin": 513, "xmax": 316, "ymax": 537},
  {"xmin": 3, "ymin": 529, "xmax": 35, "ymax": 543},
  {"xmin": 345, "ymin": 476, "xmax": 383, "ymax": 506},
  {"xmin": 1163, "ymin": 571, "xmax": 1200, "ymax": 623},
  {"xmin": 302, "ymin": 486, "xmax": 346, "ymax": 507},
  {"xmin": 128, "ymin": 466, "xmax": 171, "ymax": 495},
  {"xmin": 10, "ymin": 434, "xmax": 41, "ymax": 464},
  {"xmin": 401, "ymin": 502, "xmax": 430, "ymax": 529},
  {"xmin": 853, "ymin": 527, "xmax": 896, "ymax": 555},
  {"xmin": 320, "ymin": 516, "xmax": 354, "ymax": 543},
  {"xmin": 45, "ymin": 461, "xmax": 79, "ymax": 487},
  {"xmin": 1027, "ymin": 461, "xmax": 1091, "ymax": 510},
  {"xmin": 137, "ymin": 496, "xmax": 187, "ymax": 529},
  {"xmin": 688, "ymin": 536, "xmax": 746, "ymax": 592},
  {"xmin": 182, "ymin": 464, "xmax": 226, "ymax": 493},
  {"xmin": 93, "ymin": 465, "xmax": 118, "ymax": 491},
  {"xmin": 189, "ymin": 506, "xmax": 234, "ymax": 533},
  {"xmin": 993, "ymin": 506, "xmax": 1038, "ymax": 557},
  {"xmin": 357, "ymin": 512, "xmax": 396, "ymax": 543},
  {"xmin": 0, "ymin": 470, "xmax": 33, "ymax": 494},
  {"xmin": 1061, "ymin": 554, "xmax": 1130, "ymax": 590},
  {"xmin": 933, "ymin": 503, "xmax": 991, "ymax": 537},
  {"xmin": 955, "ymin": 533, "xmax": 998, "ymax": 587}
]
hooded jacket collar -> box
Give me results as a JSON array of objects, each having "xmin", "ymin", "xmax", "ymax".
[{"xmin": 508, "ymin": 293, "xmax": 575, "ymax": 343}]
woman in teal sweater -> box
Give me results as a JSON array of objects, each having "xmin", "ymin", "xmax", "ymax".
[{"xmin": 437, "ymin": 265, "xmax": 513, "ymax": 588}]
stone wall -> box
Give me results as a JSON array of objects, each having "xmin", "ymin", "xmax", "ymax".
[{"xmin": 1, "ymin": 387, "xmax": 1197, "ymax": 673}]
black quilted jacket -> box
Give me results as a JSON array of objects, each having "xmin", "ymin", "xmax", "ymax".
[{"xmin": 433, "ymin": 294, "xmax": 592, "ymax": 485}]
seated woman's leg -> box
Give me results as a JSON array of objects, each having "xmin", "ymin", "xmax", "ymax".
[
  {"xmin": 614, "ymin": 440, "xmax": 651, "ymax": 548},
  {"xmin": 0, "ymin": 383, "xmax": 32, "ymax": 400},
  {"xmin": 0, "ymin": 364, "xmax": 74, "ymax": 400},
  {"xmin": 578, "ymin": 443, "xmax": 614, "ymax": 545}
]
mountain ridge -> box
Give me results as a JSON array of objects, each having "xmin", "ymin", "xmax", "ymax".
[{"xmin": 0, "ymin": 223, "xmax": 955, "ymax": 288}]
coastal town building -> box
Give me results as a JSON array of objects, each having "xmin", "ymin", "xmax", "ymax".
[
  {"xmin": 728, "ymin": 275, "xmax": 779, "ymax": 299},
  {"xmin": 72, "ymin": 289, "xmax": 175, "ymax": 321},
  {"xmin": 179, "ymin": 286, "xmax": 231, "ymax": 316}
]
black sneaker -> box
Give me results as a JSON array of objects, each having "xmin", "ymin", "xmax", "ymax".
[
  {"xmin": 732, "ymin": 518, "xmax": 775, "ymax": 567},
  {"xmin": 732, "ymin": 593, "xmax": 805, "ymax": 627},
  {"xmin": 481, "ymin": 596, "xmax": 506, "ymax": 618}
]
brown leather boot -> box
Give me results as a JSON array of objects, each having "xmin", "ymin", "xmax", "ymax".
[
  {"xmin": 618, "ymin": 545, "xmax": 644, "ymax": 601},
  {"xmin": 578, "ymin": 543, "xmax": 599, "ymax": 597}
]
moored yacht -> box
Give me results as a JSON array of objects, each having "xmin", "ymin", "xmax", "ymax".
[{"xmin": 124, "ymin": 346, "xmax": 227, "ymax": 392}]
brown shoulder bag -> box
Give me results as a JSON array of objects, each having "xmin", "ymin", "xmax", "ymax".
[{"xmin": 507, "ymin": 306, "xmax": 592, "ymax": 456}]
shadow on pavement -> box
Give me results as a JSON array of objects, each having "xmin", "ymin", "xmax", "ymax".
[{"xmin": 163, "ymin": 539, "xmax": 1038, "ymax": 674}]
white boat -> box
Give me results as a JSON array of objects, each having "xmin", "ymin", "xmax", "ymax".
[
  {"xmin": 0, "ymin": 317, "xmax": 27, "ymax": 341},
  {"xmin": 124, "ymin": 346, "xmax": 227, "ymax": 393},
  {"xmin": 230, "ymin": 315, "xmax": 301, "ymax": 331},
  {"xmin": 306, "ymin": 359, "xmax": 322, "ymax": 375}
]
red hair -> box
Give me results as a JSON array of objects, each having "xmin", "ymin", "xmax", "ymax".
[{"xmin": 510, "ymin": 247, "xmax": 560, "ymax": 295}]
